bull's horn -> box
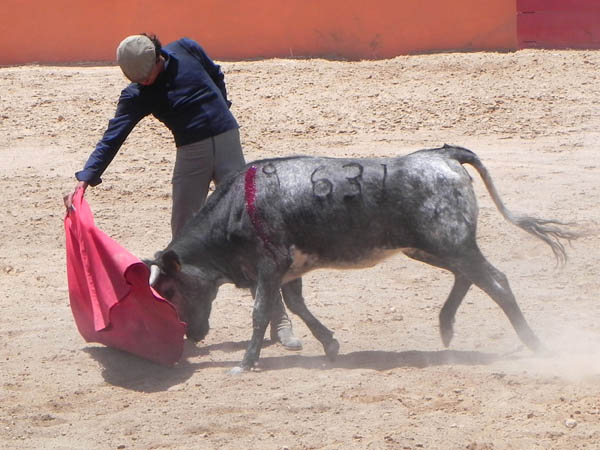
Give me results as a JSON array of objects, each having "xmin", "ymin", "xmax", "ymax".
[{"xmin": 149, "ymin": 264, "xmax": 160, "ymax": 286}]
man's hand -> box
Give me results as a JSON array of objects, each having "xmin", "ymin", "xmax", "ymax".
[{"xmin": 64, "ymin": 181, "xmax": 89, "ymax": 211}]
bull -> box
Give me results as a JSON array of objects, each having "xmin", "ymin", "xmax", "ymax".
[{"xmin": 146, "ymin": 145, "xmax": 577, "ymax": 373}]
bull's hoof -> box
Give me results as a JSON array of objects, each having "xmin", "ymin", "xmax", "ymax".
[
  {"xmin": 440, "ymin": 324, "xmax": 454, "ymax": 348},
  {"xmin": 229, "ymin": 366, "xmax": 248, "ymax": 375},
  {"xmin": 229, "ymin": 358, "xmax": 262, "ymax": 375},
  {"xmin": 527, "ymin": 337, "xmax": 547, "ymax": 355},
  {"xmin": 324, "ymin": 338, "xmax": 340, "ymax": 361},
  {"xmin": 439, "ymin": 313, "xmax": 456, "ymax": 348}
]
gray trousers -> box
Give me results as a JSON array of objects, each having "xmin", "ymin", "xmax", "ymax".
[{"xmin": 171, "ymin": 128, "xmax": 245, "ymax": 238}]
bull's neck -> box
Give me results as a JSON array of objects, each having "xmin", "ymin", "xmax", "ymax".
[{"xmin": 170, "ymin": 229, "xmax": 231, "ymax": 278}]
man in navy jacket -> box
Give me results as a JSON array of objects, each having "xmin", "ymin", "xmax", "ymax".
[{"xmin": 64, "ymin": 34, "xmax": 301, "ymax": 350}]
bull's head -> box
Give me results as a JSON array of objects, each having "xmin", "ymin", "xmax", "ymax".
[{"xmin": 147, "ymin": 250, "xmax": 218, "ymax": 342}]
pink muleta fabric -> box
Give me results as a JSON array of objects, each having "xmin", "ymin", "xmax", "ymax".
[{"xmin": 64, "ymin": 188, "xmax": 186, "ymax": 365}]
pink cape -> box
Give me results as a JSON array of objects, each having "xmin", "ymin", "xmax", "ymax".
[{"xmin": 64, "ymin": 189, "xmax": 186, "ymax": 365}]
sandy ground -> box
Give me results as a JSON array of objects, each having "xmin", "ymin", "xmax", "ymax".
[{"xmin": 1, "ymin": 49, "xmax": 599, "ymax": 450}]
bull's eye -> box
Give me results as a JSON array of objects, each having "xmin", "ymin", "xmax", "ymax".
[{"xmin": 162, "ymin": 288, "xmax": 175, "ymax": 299}]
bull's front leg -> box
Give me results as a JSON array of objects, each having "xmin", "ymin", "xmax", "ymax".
[{"xmin": 231, "ymin": 276, "xmax": 282, "ymax": 374}]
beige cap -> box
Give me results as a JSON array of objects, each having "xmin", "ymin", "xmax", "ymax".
[{"xmin": 116, "ymin": 35, "xmax": 156, "ymax": 83}]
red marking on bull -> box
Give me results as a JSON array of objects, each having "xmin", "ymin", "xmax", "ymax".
[{"xmin": 245, "ymin": 166, "xmax": 275, "ymax": 256}]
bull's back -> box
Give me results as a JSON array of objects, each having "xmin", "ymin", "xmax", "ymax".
[{"xmin": 249, "ymin": 152, "xmax": 478, "ymax": 263}]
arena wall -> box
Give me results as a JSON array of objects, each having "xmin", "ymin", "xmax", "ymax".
[{"xmin": 0, "ymin": 0, "xmax": 516, "ymax": 65}]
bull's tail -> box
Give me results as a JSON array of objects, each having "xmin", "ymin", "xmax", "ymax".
[{"xmin": 440, "ymin": 144, "xmax": 580, "ymax": 265}]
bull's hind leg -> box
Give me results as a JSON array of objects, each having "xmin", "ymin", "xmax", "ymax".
[
  {"xmin": 456, "ymin": 249, "xmax": 544, "ymax": 353},
  {"xmin": 281, "ymin": 278, "xmax": 340, "ymax": 360},
  {"xmin": 439, "ymin": 274, "xmax": 472, "ymax": 347},
  {"xmin": 403, "ymin": 249, "xmax": 472, "ymax": 348}
]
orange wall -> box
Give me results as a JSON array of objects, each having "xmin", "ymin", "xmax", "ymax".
[{"xmin": 0, "ymin": 1, "xmax": 517, "ymax": 65}]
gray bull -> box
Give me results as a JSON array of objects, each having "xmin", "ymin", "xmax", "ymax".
[{"xmin": 147, "ymin": 145, "xmax": 577, "ymax": 373}]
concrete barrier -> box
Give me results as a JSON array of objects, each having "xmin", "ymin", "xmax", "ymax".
[{"xmin": 0, "ymin": 0, "xmax": 517, "ymax": 65}]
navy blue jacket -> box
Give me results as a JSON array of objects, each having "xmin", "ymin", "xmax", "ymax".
[{"xmin": 76, "ymin": 38, "xmax": 239, "ymax": 186}]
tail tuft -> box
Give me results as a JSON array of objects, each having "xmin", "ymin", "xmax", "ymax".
[{"xmin": 513, "ymin": 217, "xmax": 580, "ymax": 265}]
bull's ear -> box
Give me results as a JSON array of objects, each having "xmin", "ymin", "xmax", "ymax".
[{"xmin": 161, "ymin": 250, "xmax": 181, "ymax": 276}]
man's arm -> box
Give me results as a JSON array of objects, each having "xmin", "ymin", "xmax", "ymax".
[{"xmin": 76, "ymin": 89, "xmax": 148, "ymax": 186}]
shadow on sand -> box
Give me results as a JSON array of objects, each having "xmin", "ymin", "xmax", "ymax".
[{"xmin": 85, "ymin": 339, "xmax": 520, "ymax": 392}]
